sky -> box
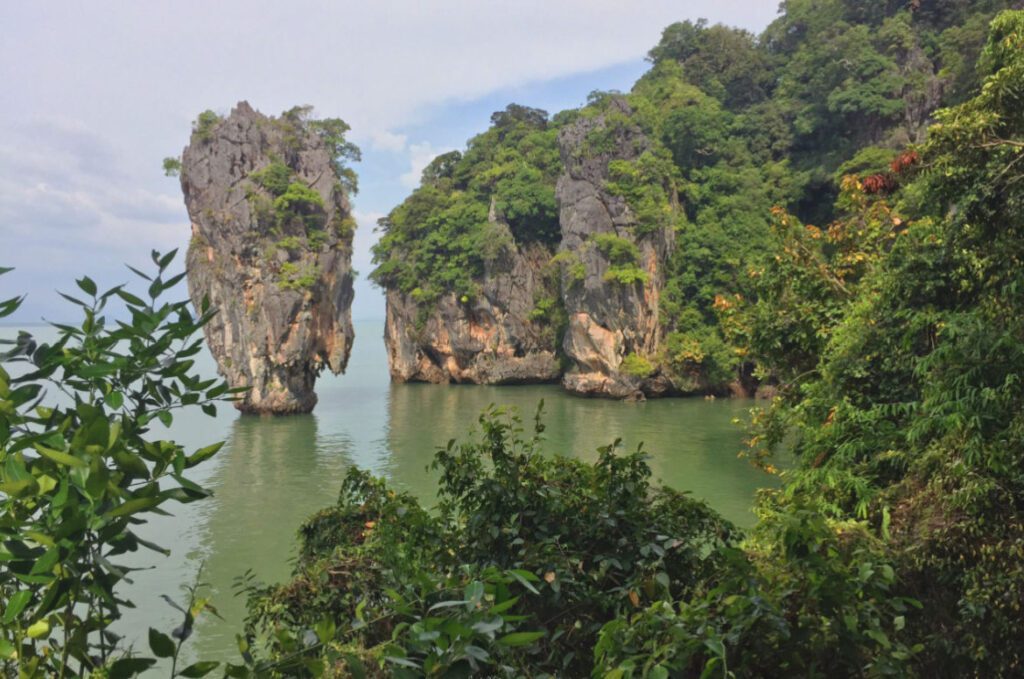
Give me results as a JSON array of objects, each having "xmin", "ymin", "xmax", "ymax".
[{"xmin": 0, "ymin": 1, "xmax": 780, "ymax": 323}]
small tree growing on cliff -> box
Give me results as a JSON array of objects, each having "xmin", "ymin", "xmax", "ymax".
[{"xmin": 280, "ymin": 105, "xmax": 362, "ymax": 196}]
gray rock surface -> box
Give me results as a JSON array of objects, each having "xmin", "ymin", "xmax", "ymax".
[
  {"xmin": 179, "ymin": 102, "xmax": 354, "ymax": 414},
  {"xmin": 385, "ymin": 206, "xmax": 561, "ymax": 384},
  {"xmin": 555, "ymin": 98, "xmax": 677, "ymax": 399}
]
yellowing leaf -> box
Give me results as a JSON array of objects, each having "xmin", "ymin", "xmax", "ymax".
[{"xmin": 26, "ymin": 620, "xmax": 50, "ymax": 639}]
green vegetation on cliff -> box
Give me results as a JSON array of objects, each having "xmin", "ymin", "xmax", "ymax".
[{"xmin": 370, "ymin": 104, "xmax": 563, "ymax": 306}]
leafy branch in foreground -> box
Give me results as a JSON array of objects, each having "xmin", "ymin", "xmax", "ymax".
[{"xmin": 0, "ymin": 250, "xmax": 238, "ymax": 677}]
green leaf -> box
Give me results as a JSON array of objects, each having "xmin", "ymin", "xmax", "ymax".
[
  {"xmin": 427, "ymin": 599, "xmax": 468, "ymax": 612},
  {"xmin": 109, "ymin": 657, "xmax": 157, "ymax": 678},
  {"xmin": 178, "ymin": 661, "xmax": 220, "ymax": 677},
  {"xmin": 149, "ymin": 627, "xmax": 176, "ymax": 658},
  {"xmin": 57, "ymin": 291, "xmax": 87, "ymax": 307},
  {"xmin": 115, "ymin": 289, "xmax": 147, "ymax": 307},
  {"xmin": 29, "ymin": 547, "xmax": 59, "ymax": 576},
  {"xmin": 186, "ymin": 442, "xmax": 224, "ymax": 468},
  {"xmin": 489, "ymin": 596, "xmax": 520, "ymax": 614},
  {"xmin": 497, "ymin": 631, "xmax": 545, "ymax": 646},
  {"xmin": 704, "ymin": 637, "xmax": 726, "ymax": 658},
  {"xmin": 104, "ymin": 495, "xmax": 163, "ymax": 519},
  {"xmin": 35, "ymin": 444, "xmax": 87, "ymax": 468},
  {"xmin": 341, "ymin": 654, "xmax": 366, "ymax": 679},
  {"xmin": 77, "ymin": 276, "xmax": 97, "ymax": 296},
  {"xmin": 464, "ymin": 580, "xmax": 485, "ymax": 605},
  {"xmin": 158, "ymin": 249, "xmax": 178, "ymax": 271},
  {"xmin": 2, "ymin": 590, "xmax": 31, "ymax": 624},
  {"xmin": 508, "ymin": 570, "xmax": 540, "ymax": 595}
]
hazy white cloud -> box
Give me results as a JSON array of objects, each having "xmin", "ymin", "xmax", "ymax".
[
  {"xmin": 368, "ymin": 130, "xmax": 408, "ymax": 153},
  {"xmin": 0, "ymin": 1, "xmax": 779, "ymax": 148},
  {"xmin": 399, "ymin": 142, "xmax": 456, "ymax": 189}
]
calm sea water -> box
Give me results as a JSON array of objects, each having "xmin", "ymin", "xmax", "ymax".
[{"xmin": 1, "ymin": 321, "xmax": 776, "ymax": 665}]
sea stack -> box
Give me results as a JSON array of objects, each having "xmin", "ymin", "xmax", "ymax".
[{"xmin": 178, "ymin": 102, "xmax": 357, "ymax": 414}]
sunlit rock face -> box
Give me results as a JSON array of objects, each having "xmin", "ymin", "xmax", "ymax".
[
  {"xmin": 555, "ymin": 98, "xmax": 677, "ymax": 400},
  {"xmin": 384, "ymin": 205, "xmax": 561, "ymax": 385},
  {"xmin": 179, "ymin": 102, "xmax": 354, "ymax": 414}
]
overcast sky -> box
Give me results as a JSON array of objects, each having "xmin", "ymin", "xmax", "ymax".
[{"xmin": 1, "ymin": 1, "xmax": 780, "ymax": 322}]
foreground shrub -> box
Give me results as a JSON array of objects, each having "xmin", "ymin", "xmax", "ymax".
[{"xmin": 242, "ymin": 406, "xmax": 738, "ymax": 677}]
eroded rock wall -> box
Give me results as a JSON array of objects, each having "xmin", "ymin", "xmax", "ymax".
[
  {"xmin": 555, "ymin": 99, "xmax": 677, "ymax": 399},
  {"xmin": 384, "ymin": 210, "xmax": 561, "ymax": 384},
  {"xmin": 180, "ymin": 102, "xmax": 354, "ymax": 414}
]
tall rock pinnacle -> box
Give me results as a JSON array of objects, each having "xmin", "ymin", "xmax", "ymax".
[{"xmin": 179, "ymin": 102, "xmax": 357, "ymax": 414}]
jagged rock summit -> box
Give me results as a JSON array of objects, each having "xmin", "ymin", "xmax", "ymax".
[{"xmin": 179, "ymin": 102, "xmax": 357, "ymax": 414}]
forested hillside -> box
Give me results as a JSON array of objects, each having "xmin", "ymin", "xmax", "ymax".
[{"xmin": 373, "ymin": 0, "xmax": 1018, "ymax": 396}]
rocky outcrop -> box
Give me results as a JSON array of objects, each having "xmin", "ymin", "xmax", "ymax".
[
  {"xmin": 384, "ymin": 207, "xmax": 561, "ymax": 384},
  {"xmin": 555, "ymin": 98, "xmax": 677, "ymax": 399},
  {"xmin": 180, "ymin": 102, "xmax": 355, "ymax": 414}
]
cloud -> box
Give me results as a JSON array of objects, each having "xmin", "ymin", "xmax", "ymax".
[
  {"xmin": 399, "ymin": 142, "xmax": 455, "ymax": 189},
  {"xmin": 0, "ymin": 116, "xmax": 188, "ymax": 320},
  {"xmin": 0, "ymin": 1, "xmax": 780, "ymax": 142},
  {"xmin": 367, "ymin": 130, "xmax": 408, "ymax": 153}
]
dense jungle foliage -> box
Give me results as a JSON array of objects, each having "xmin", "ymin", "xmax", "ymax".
[
  {"xmin": 370, "ymin": 104, "xmax": 564, "ymax": 307},
  {"xmin": 372, "ymin": 0, "xmax": 1018, "ymax": 390},
  {"xmin": 253, "ymin": 5, "xmax": 1024, "ymax": 677}
]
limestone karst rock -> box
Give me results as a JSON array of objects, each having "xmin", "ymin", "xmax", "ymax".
[
  {"xmin": 555, "ymin": 98, "xmax": 677, "ymax": 399},
  {"xmin": 179, "ymin": 102, "xmax": 356, "ymax": 414},
  {"xmin": 384, "ymin": 201, "xmax": 561, "ymax": 384}
]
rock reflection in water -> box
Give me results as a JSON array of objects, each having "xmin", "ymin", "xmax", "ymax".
[{"xmin": 189, "ymin": 414, "xmax": 354, "ymax": 660}]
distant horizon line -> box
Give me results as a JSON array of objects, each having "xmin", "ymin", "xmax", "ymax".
[{"xmin": 0, "ymin": 316, "xmax": 388, "ymax": 328}]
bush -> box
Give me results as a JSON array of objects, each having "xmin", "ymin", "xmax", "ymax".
[
  {"xmin": 371, "ymin": 104, "xmax": 563, "ymax": 308},
  {"xmin": 621, "ymin": 353, "xmax": 655, "ymax": 378},
  {"xmin": 277, "ymin": 261, "xmax": 321, "ymax": 291},
  {"xmin": 242, "ymin": 405, "xmax": 738, "ymax": 676},
  {"xmin": 193, "ymin": 110, "xmax": 222, "ymax": 142},
  {"xmin": 250, "ymin": 161, "xmax": 294, "ymax": 197},
  {"xmin": 162, "ymin": 156, "xmax": 182, "ymax": 177}
]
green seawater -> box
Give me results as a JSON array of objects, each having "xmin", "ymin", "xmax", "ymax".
[{"xmin": 2, "ymin": 321, "xmax": 778, "ymax": 664}]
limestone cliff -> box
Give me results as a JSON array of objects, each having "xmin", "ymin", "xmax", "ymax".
[
  {"xmin": 384, "ymin": 204, "xmax": 561, "ymax": 384},
  {"xmin": 555, "ymin": 98, "xmax": 677, "ymax": 399},
  {"xmin": 179, "ymin": 102, "xmax": 355, "ymax": 414}
]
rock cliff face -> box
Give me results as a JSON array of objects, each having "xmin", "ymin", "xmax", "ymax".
[
  {"xmin": 180, "ymin": 102, "xmax": 355, "ymax": 414},
  {"xmin": 384, "ymin": 206, "xmax": 561, "ymax": 384},
  {"xmin": 556, "ymin": 99, "xmax": 677, "ymax": 399}
]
